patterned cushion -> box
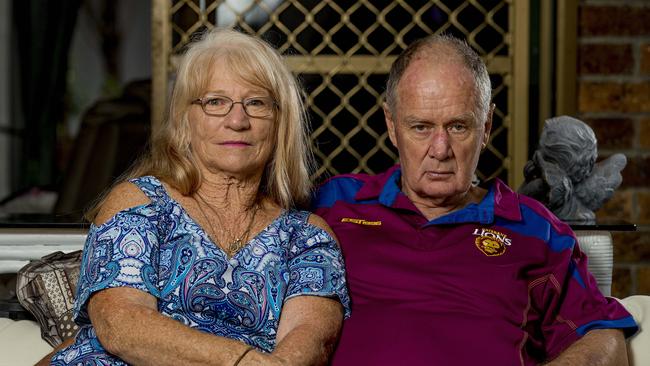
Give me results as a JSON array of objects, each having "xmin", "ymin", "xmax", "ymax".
[{"xmin": 15, "ymin": 250, "xmax": 82, "ymax": 347}]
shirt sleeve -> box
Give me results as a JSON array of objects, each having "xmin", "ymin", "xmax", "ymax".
[
  {"xmin": 285, "ymin": 218, "xmax": 351, "ymax": 318},
  {"xmin": 533, "ymin": 230, "xmax": 638, "ymax": 359},
  {"xmin": 73, "ymin": 205, "xmax": 161, "ymax": 324}
]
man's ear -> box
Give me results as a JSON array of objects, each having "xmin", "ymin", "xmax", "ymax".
[
  {"xmin": 482, "ymin": 103, "xmax": 495, "ymax": 149},
  {"xmin": 383, "ymin": 102, "xmax": 397, "ymax": 148}
]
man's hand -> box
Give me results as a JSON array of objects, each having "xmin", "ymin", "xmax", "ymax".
[{"xmin": 33, "ymin": 337, "xmax": 75, "ymax": 366}]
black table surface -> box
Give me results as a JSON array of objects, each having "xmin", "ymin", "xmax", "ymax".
[
  {"xmin": 0, "ymin": 296, "xmax": 34, "ymax": 320},
  {"xmin": 0, "ymin": 214, "xmax": 87, "ymax": 319},
  {"xmin": 0, "ymin": 213, "xmax": 636, "ymax": 231},
  {"xmin": 0, "ymin": 213, "xmax": 88, "ymax": 229},
  {"xmin": 567, "ymin": 220, "xmax": 637, "ymax": 232}
]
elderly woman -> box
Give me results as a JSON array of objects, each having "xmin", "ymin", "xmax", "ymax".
[{"xmin": 49, "ymin": 28, "xmax": 349, "ymax": 365}]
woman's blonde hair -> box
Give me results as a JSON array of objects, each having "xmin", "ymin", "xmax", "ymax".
[{"xmin": 87, "ymin": 28, "xmax": 314, "ymax": 220}]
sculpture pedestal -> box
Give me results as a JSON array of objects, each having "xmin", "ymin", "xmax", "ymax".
[
  {"xmin": 571, "ymin": 222, "xmax": 636, "ymax": 297},
  {"xmin": 574, "ymin": 230, "xmax": 613, "ymax": 296}
]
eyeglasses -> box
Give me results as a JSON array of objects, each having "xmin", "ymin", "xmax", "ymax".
[{"xmin": 191, "ymin": 95, "xmax": 277, "ymax": 118}]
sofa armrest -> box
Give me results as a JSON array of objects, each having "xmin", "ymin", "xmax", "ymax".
[{"xmin": 618, "ymin": 295, "xmax": 650, "ymax": 366}]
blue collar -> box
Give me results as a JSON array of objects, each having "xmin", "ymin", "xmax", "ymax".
[
  {"xmin": 351, "ymin": 165, "xmax": 521, "ymax": 224},
  {"xmin": 378, "ymin": 167, "xmax": 402, "ymax": 207},
  {"xmin": 424, "ymin": 185, "xmax": 496, "ymax": 226}
]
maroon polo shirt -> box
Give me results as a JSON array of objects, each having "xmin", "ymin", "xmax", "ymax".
[{"xmin": 313, "ymin": 165, "xmax": 636, "ymax": 365}]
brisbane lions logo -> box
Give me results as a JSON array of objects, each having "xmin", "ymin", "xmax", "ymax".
[{"xmin": 472, "ymin": 228, "xmax": 511, "ymax": 257}]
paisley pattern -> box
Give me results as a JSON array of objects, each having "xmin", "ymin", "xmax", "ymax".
[{"xmin": 51, "ymin": 176, "xmax": 350, "ymax": 365}]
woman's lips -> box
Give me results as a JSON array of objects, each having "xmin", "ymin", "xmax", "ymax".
[{"xmin": 219, "ymin": 141, "xmax": 251, "ymax": 146}]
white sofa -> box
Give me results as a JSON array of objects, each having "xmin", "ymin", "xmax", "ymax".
[
  {"xmin": 619, "ymin": 296, "xmax": 650, "ymax": 366},
  {"xmin": 0, "ymin": 316, "xmax": 52, "ymax": 366},
  {"xmin": 0, "ymin": 230, "xmax": 646, "ymax": 365},
  {"xmin": 0, "ymin": 295, "xmax": 648, "ymax": 365}
]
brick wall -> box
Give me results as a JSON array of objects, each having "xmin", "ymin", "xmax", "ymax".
[{"xmin": 577, "ymin": 1, "xmax": 650, "ymax": 297}]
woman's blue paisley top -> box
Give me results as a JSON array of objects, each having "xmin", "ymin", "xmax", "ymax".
[{"xmin": 52, "ymin": 176, "xmax": 350, "ymax": 365}]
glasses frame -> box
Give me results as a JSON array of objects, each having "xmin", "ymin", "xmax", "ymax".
[{"xmin": 191, "ymin": 95, "xmax": 278, "ymax": 119}]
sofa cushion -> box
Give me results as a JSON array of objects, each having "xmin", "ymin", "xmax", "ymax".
[
  {"xmin": 0, "ymin": 317, "xmax": 53, "ymax": 366},
  {"xmin": 619, "ymin": 295, "xmax": 650, "ymax": 366}
]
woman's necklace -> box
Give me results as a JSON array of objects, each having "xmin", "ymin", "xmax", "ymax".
[{"xmin": 193, "ymin": 192, "xmax": 260, "ymax": 257}]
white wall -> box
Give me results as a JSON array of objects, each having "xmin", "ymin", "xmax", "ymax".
[{"xmin": 0, "ymin": 0, "xmax": 11, "ymax": 200}]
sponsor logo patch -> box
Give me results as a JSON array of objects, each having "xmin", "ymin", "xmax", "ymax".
[
  {"xmin": 472, "ymin": 228, "xmax": 511, "ymax": 257},
  {"xmin": 341, "ymin": 217, "xmax": 382, "ymax": 226}
]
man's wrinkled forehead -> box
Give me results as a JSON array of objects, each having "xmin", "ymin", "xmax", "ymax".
[
  {"xmin": 404, "ymin": 46, "xmax": 474, "ymax": 82},
  {"xmin": 402, "ymin": 68, "xmax": 476, "ymax": 93},
  {"xmin": 403, "ymin": 60, "xmax": 480, "ymax": 96}
]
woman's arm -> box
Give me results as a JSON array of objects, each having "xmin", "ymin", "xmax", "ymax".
[
  {"xmin": 89, "ymin": 272, "xmax": 343, "ymax": 366},
  {"xmin": 88, "ymin": 286, "xmax": 263, "ymax": 366},
  {"xmin": 262, "ymin": 296, "xmax": 343, "ymax": 365}
]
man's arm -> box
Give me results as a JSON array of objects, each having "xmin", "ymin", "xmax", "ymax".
[
  {"xmin": 544, "ymin": 329, "xmax": 628, "ymax": 366},
  {"xmin": 34, "ymin": 337, "xmax": 74, "ymax": 366}
]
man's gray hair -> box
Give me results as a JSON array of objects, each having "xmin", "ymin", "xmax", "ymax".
[{"xmin": 385, "ymin": 34, "xmax": 492, "ymax": 120}]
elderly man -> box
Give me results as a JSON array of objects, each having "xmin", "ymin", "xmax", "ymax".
[{"xmin": 313, "ymin": 34, "xmax": 637, "ymax": 365}]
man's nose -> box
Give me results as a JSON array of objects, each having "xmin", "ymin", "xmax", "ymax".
[
  {"xmin": 427, "ymin": 129, "xmax": 452, "ymax": 160},
  {"xmin": 224, "ymin": 102, "xmax": 250, "ymax": 130}
]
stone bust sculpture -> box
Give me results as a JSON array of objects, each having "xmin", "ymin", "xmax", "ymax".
[{"xmin": 518, "ymin": 116, "xmax": 627, "ymax": 223}]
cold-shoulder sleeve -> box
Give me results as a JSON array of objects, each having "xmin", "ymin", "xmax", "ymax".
[
  {"xmin": 73, "ymin": 204, "xmax": 162, "ymax": 324},
  {"xmin": 286, "ymin": 216, "xmax": 351, "ymax": 318}
]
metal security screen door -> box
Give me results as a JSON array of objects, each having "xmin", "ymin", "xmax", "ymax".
[{"xmin": 152, "ymin": 0, "xmax": 529, "ymax": 187}]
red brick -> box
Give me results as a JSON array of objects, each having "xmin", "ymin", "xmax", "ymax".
[
  {"xmin": 624, "ymin": 82, "xmax": 650, "ymax": 112},
  {"xmin": 598, "ymin": 189, "xmax": 633, "ymax": 222},
  {"xmin": 620, "ymin": 156, "xmax": 650, "ymax": 188},
  {"xmin": 641, "ymin": 118, "xmax": 650, "ymax": 148},
  {"xmin": 638, "ymin": 191, "xmax": 650, "ymax": 225},
  {"xmin": 612, "ymin": 231, "xmax": 650, "ymax": 262},
  {"xmin": 637, "ymin": 266, "xmax": 650, "ymax": 295},
  {"xmin": 611, "ymin": 266, "xmax": 632, "ymax": 298},
  {"xmin": 584, "ymin": 117, "xmax": 634, "ymax": 149},
  {"xmin": 580, "ymin": 5, "xmax": 650, "ymax": 36},
  {"xmin": 578, "ymin": 81, "xmax": 650, "ymax": 113},
  {"xmin": 579, "ymin": 82, "xmax": 623, "ymax": 112},
  {"xmin": 642, "ymin": 43, "xmax": 650, "ymax": 75},
  {"xmin": 579, "ymin": 44, "xmax": 633, "ymax": 75}
]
